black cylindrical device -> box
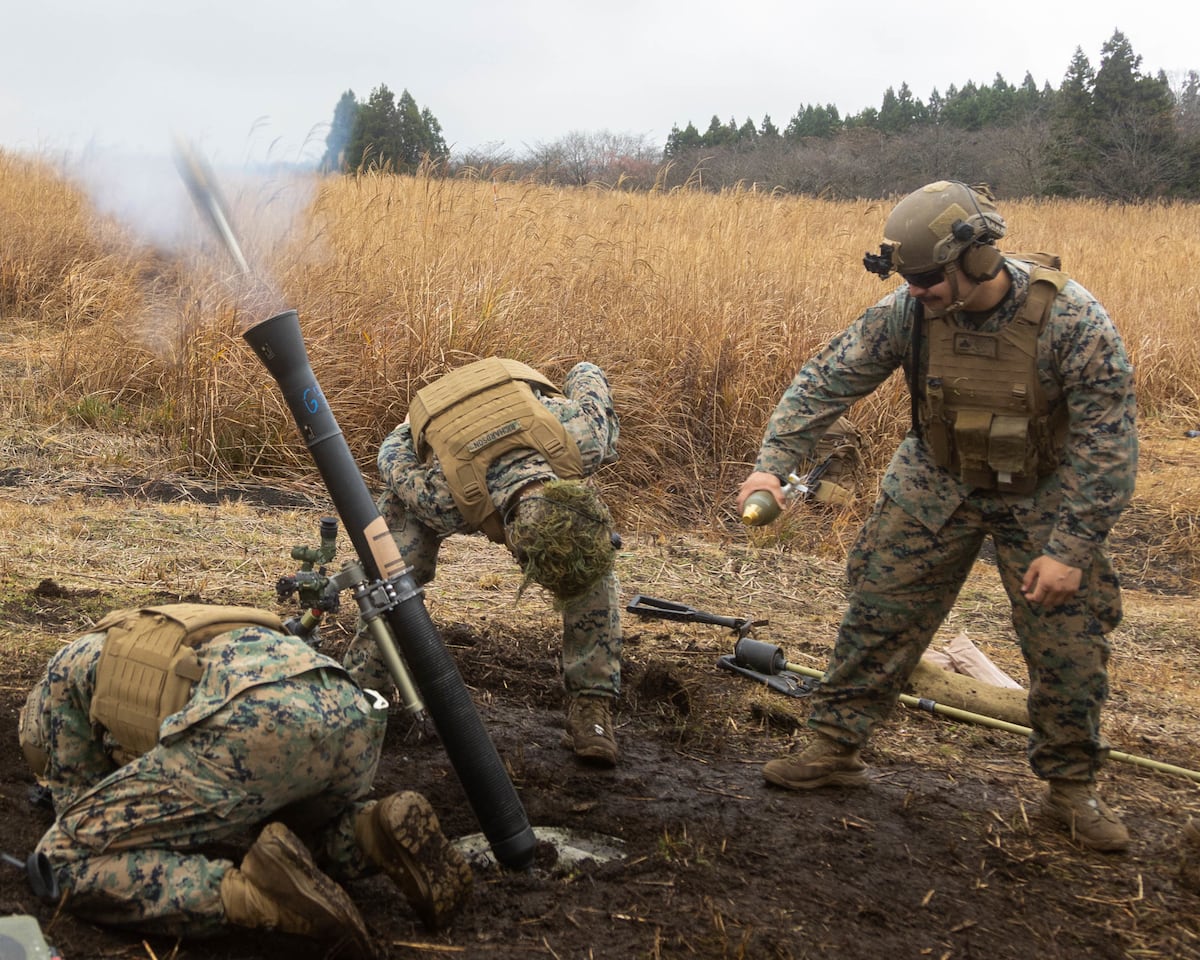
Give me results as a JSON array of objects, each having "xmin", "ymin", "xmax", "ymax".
[
  {"xmin": 243, "ymin": 309, "xmax": 535, "ymax": 870},
  {"xmin": 734, "ymin": 636, "xmax": 786, "ymax": 675}
]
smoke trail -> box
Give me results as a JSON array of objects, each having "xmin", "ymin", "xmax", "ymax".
[{"xmin": 56, "ymin": 138, "xmax": 317, "ymax": 342}]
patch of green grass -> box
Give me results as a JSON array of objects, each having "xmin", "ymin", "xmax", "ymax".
[{"xmin": 67, "ymin": 394, "xmax": 127, "ymax": 428}]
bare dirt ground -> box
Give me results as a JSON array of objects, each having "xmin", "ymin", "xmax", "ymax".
[{"xmin": 3, "ymin": 429, "xmax": 1200, "ymax": 960}]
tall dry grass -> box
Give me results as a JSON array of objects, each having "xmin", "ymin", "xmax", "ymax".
[{"xmin": 4, "ymin": 152, "xmax": 1200, "ymax": 534}]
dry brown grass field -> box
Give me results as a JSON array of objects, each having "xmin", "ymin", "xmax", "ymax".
[{"xmin": 4, "ymin": 152, "xmax": 1200, "ymax": 959}]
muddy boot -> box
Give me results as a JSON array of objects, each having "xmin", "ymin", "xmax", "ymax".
[
  {"xmin": 563, "ymin": 694, "xmax": 619, "ymax": 767},
  {"xmin": 355, "ymin": 791, "xmax": 473, "ymax": 931},
  {"xmin": 762, "ymin": 734, "xmax": 869, "ymax": 790},
  {"xmin": 221, "ymin": 821, "xmax": 370, "ymax": 949},
  {"xmin": 1043, "ymin": 780, "xmax": 1130, "ymax": 853}
]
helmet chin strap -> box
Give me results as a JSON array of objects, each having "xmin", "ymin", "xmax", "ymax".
[{"xmin": 943, "ymin": 262, "xmax": 967, "ymax": 315}]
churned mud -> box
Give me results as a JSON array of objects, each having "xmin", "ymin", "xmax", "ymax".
[{"xmin": 2, "ymin": 473, "xmax": 1200, "ymax": 959}]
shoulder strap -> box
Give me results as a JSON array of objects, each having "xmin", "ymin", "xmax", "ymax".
[
  {"xmin": 1020, "ymin": 264, "xmax": 1068, "ymax": 330},
  {"xmin": 909, "ymin": 301, "xmax": 925, "ymax": 439},
  {"xmin": 1007, "ymin": 250, "xmax": 1062, "ymax": 271}
]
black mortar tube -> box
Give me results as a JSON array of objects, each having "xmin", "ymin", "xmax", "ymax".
[{"xmin": 244, "ymin": 308, "xmax": 535, "ymax": 870}]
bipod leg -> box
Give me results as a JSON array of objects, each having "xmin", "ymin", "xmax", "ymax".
[{"xmin": 626, "ymin": 594, "xmax": 764, "ymax": 637}]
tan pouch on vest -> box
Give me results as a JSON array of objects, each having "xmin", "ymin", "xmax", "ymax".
[
  {"xmin": 90, "ymin": 604, "xmax": 283, "ymax": 757},
  {"xmin": 809, "ymin": 479, "xmax": 853, "ymax": 506},
  {"xmin": 953, "ymin": 409, "xmax": 995, "ymax": 487},
  {"xmin": 923, "ymin": 259, "xmax": 1068, "ymax": 492}
]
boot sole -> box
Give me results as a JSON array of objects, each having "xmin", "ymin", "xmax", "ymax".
[
  {"xmin": 1050, "ymin": 824, "xmax": 1131, "ymax": 853},
  {"xmin": 372, "ymin": 792, "xmax": 474, "ymax": 929},
  {"xmin": 574, "ymin": 746, "xmax": 618, "ymax": 767},
  {"xmin": 763, "ymin": 768, "xmax": 870, "ymax": 791},
  {"xmin": 1076, "ymin": 837, "xmax": 1131, "ymax": 853},
  {"xmin": 244, "ymin": 822, "xmax": 370, "ymax": 946}
]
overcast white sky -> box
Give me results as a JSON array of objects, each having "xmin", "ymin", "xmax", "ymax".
[{"xmin": 2, "ymin": 0, "xmax": 1196, "ymax": 168}]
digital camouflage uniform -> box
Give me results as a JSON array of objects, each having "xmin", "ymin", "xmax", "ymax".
[
  {"xmin": 345, "ymin": 361, "xmax": 622, "ymax": 700},
  {"xmin": 19, "ymin": 626, "xmax": 390, "ymax": 935},
  {"xmin": 754, "ymin": 259, "xmax": 1136, "ymax": 782}
]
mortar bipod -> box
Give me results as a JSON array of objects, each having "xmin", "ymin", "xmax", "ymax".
[{"xmin": 625, "ymin": 594, "xmax": 766, "ymax": 638}]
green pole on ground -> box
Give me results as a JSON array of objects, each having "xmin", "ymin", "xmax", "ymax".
[{"xmin": 781, "ymin": 660, "xmax": 1200, "ymax": 784}]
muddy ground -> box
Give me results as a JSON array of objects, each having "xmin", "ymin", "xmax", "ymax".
[{"xmin": 2, "ymin": 468, "xmax": 1200, "ymax": 960}]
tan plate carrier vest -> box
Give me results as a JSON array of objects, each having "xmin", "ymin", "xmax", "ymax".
[
  {"xmin": 920, "ymin": 255, "xmax": 1068, "ymax": 494},
  {"xmin": 408, "ymin": 358, "xmax": 585, "ymax": 542},
  {"xmin": 89, "ymin": 604, "xmax": 284, "ymax": 756}
]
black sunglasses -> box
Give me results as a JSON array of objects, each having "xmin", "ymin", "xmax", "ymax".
[{"xmin": 901, "ymin": 268, "xmax": 946, "ymax": 288}]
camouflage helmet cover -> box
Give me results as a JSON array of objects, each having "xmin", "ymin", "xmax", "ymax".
[
  {"xmin": 506, "ymin": 479, "xmax": 616, "ymax": 607},
  {"xmin": 881, "ymin": 180, "xmax": 1007, "ymax": 275}
]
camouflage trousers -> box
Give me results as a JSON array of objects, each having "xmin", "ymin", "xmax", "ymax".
[
  {"xmin": 345, "ymin": 491, "xmax": 622, "ymax": 698},
  {"xmin": 30, "ymin": 654, "xmax": 387, "ymax": 935},
  {"xmin": 808, "ymin": 490, "xmax": 1121, "ymax": 782}
]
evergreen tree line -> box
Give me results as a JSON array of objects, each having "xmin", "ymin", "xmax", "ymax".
[
  {"xmin": 319, "ymin": 30, "xmax": 1200, "ymax": 200},
  {"xmin": 320, "ymin": 85, "xmax": 447, "ymax": 174}
]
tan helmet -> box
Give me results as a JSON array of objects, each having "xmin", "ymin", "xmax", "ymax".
[
  {"xmin": 864, "ymin": 180, "xmax": 1006, "ymax": 278},
  {"xmin": 505, "ymin": 479, "xmax": 616, "ymax": 607}
]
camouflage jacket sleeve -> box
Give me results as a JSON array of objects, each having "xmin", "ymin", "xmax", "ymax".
[
  {"xmin": 376, "ymin": 422, "xmax": 463, "ymax": 537},
  {"xmin": 1036, "ymin": 278, "xmax": 1138, "ymax": 567},
  {"xmin": 753, "ymin": 290, "xmax": 911, "ymax": 478},
  {"xmin": 29, "ymin": 634, "xmax": 118, "ymax": 811},
  {"xmin": 557, "ymin": 361, "xmax": 620, "ymax": 470}
]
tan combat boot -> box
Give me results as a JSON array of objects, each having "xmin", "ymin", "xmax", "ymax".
[
  {"xmin": 1044, "ymin": 780, "xmax": 1130, "ymax": 852},
  {"xmin": 355, "ymin": 791, "xmax": 473, "ymax": 931},
  {"xmin": 221, "ymin": 821, "xmax": 370, "ymax": 949},
  {"xmin": 563, "ymin": 695, "xmax": 619, "ymax": 767},
  {"xmin": 762, "ymin": 734, "xmax": 869, "ymax": 790}
]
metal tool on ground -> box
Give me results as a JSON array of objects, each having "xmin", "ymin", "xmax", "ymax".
[
  {"xmin": 716, "ymin": 652, "xmax": 820, "ymax": 698},
  {"xmin": 626, "ymin": 594, "xmax": 765, "ymax": 637},
  {"xmin": 2, "ymin": 850, "xmax": 59, "ymax": 900},
  {"xmin": 627, "ymin": 595, "xmax": 815, "ymax": 696},
  {"xmin": 628, "ymin": 595, "xmax": 1200, "ymax": 785}
]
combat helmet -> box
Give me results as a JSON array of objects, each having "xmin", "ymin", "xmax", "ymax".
[
  {"xmin": 505, "ymin": 479, "xmax": 617, "ymax": 607},
  {"xmin": 864, "ymin": 180, "xmax": 1006, "ymax": 280}
]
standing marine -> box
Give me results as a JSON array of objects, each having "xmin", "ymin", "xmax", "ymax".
[{"xmin": 736, "ymin": 180, "xmax": 1138, "ymax": 852}]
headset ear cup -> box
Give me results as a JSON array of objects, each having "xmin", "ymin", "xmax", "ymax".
[{"xmin": 961, "ymin": 244, "xmax": 1004, "ymax": 281}]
